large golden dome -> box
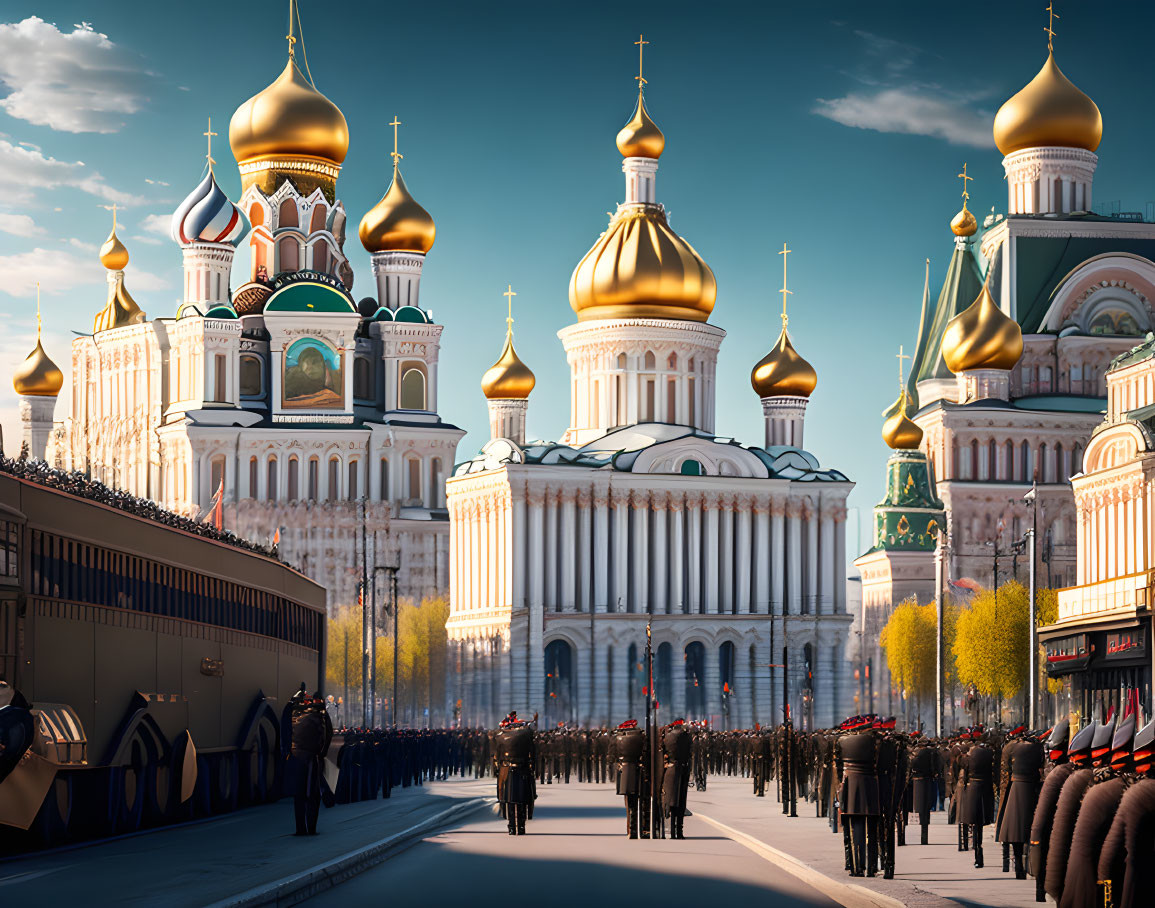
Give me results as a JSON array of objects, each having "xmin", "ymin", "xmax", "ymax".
[
  {"xmin": 359, "ymin": 168, "xmax": 436, "ymax": 254},
  {"xmin": 13, "ymin": 339, "xmax": 63, "ymax": 397},
  {"xmin": 569, "ymin": 205, "xmax": 716, "ymax": 321},
  {"xmin": 882, "ymin": 390, "xmax": 923, "ymax": 449},
  {"xmin": 942, "ymin": 283, "xmax": 1023, "ymax": 373},
  {"xmin": 751, "ymin": 327, "xmax": 817, "ymax": 399},
  {"xmin": 481, "ymin": 331, "xmax": 535, "ymax": 399},
  {"xmin": 617, "ymin": 92, "xmax": 665, "ymax": 159},
  {"xmin": 993, "ymin": 52, "xmax": 1102, "ymax": 155},
  {"xmin": 230, "ymin": 58, "xmax": 348, "ymax": 165}
]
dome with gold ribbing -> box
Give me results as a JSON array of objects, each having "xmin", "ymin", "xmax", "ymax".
[
  {"xmin": 941, "ymin": 281, "xmax": 1023, "ymax": 373},
  {"xmin": 93, "ymin": 213, "xmax": 146, "ymax": 334},
  {"xmin": 881, "ymin": 390, "xmax": 923, "ymax": 450},
  {"xmin": 229, "ymin": 11, "xmax": 348, "ymax": 199}
]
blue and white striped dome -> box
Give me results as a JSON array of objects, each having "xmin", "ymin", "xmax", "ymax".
[{"xmin": 171, "ymin": 170, "xmax": 249, "ymax": 247}]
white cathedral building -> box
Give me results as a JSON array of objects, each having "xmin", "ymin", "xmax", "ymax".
[
  {"xmin": 445, "ymin": 62, "xmax": 855, "ymax": 730},
  {"xmin": 18, "ymin": 21, "xmax": 464, "ymax": 615}
]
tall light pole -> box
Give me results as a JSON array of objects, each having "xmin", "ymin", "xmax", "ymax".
[
  {"xmin": 1025, "ymin": 481, "xmax": 1039, "ymax": 729},
  {"xmin": 934, "ymin": 529, "xmax": 946, "ymax": 738}
]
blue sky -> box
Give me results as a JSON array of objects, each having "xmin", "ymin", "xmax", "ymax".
[{"xmin": 0, "ymin": 1, "xmax": 1152, "ymax": 558}]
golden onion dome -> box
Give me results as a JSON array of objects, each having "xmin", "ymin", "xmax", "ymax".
[
  {"xmin": 13, "ymin": 339, "xmax": 63, "ymax": 397},
  {"xmin": 942, "ymin": 283, "xmax": 1024, "ymax": 373},
  {"xmin": 229, "ymin": 58, "xmax": 349, "ymax": 167},
  {"xmin": 993, "ymin": 52, "xmax": 1102, "ymax": 155},
  {"xmin": 750, "ymin": 326, "xmax": 817, "ymax": 399},
  {"xmin": 616, "ymin": 91, "xmax": 665, "ymax": 159},
  {"xmin": 569, "ymin": 205, "xmax": 715, "ymax": 321},
  {"xmin": 359, "ymin": 167, "xmax": 436, "ymax": 254},
  {"xmin": 881, "ymin": 390, "xmax": 923, "ymax": 449},
  {"xmin": 481, "ymin": 331, "xmax": 536, "ymax": 400},
  {"xmin": 100, "ymin": 223, "xmax": 129, "ymax": 271},
  {"xmin": 950, "ymin": 205, "xmax": 977, "ymax": 237}
]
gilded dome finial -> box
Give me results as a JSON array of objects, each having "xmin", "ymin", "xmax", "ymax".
[
  {"xmin": 358, "ymin": 116, "xmax": 436, "ymax": 255},
  {"xmin": 13, "ymin": 282, "xmax": 64, "ymax": 397},
  {"xmin": 778, "ymin": 243, "xmax": 792, "ymax": 329},
  {"xmin": 951, "ymin": 163, "xmax": 978, "ymax": 237},
  {"xmin": 880, "ymin": 346, "xmax": 923, "ymax": 449},
  {"xmin": 100, "ymin": 204, "xmax": 129, "ymax": 271},
  {"xmin": 482, "ymin": 285, "xmax": 536, "ymax": 400},
  {"xmin": 616, "ymin": 35, "xmax": 665, "ymax": 159},
  {"xmin": 204, "ymin": 117, "xmax": 217, "ymax": 172},
  {"xmin": 1045, "ymin": 1, "xmax": 1058, "ymax": 54},
  {"xmin": 751, "ymin": 246, "xmax": 817, "ymax": 399}
]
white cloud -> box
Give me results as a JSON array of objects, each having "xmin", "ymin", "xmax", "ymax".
[
  {"xmin": 0, "ymin": 18, "xmax": 153, "ymax": 133},
  {"xmin": 67, "ymin": 237, "xmax": 97, "ymax": 252},
  {"xmin": 0, "ymin": 246, "xmax": 169, "ymax": 298},
  {"xmin": 144, "ymin": 178, "xmax": 170, "ymax": 187},
  {"xmin": 139, "ymin": 213, "xmax": 171, "ymax": 237},
  {"xmin": 814, "ymin": 89, "xmax": 994, "ymax": 148},
  {"xmin": 0, "ymin": 138, "xmax": 146, "ymax": 207},
  {"xmin": 0, "ymin": 213, "xmax": 45, "ymax": 236}
]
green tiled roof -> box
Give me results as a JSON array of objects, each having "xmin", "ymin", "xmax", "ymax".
[
  {"xmin": 265, "ymin": 281, "xmax": 357, "ymax": 314},
  {"xmin": 1109, "ymin": 333, "xmax": 1155, "ymax": 370},
  {"xmin": 912, "ymin": 241, "xmax": 984, "ymax": 386}
]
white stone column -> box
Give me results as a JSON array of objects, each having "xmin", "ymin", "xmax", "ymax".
[
  {"xmin": 18, "ymin": 395, "xmax": 58, "ymax": 461},
  {"xmin": 753, "ymin": 633, "xmax": 771, "ymax": 727},
  {"xmin": 805, "ymin": 498, "xmax": 819, "ymax": 615},
  {"xmin": 771, "ymin": 500, "xmax": 785, "ymax": 616},
  {"xmin": 703, "ymin": 496, "xmax": 720, "ymax": 613},
  {"xmin": 753, "ymin": 497, "xmax": 770, "ymax": 614},
  {"xmin": 687, "ymin": 492, "xmax": 702, "ymax": 613},
  {"xmin": 651, "ymin": 492, "xmax": 668, "ymax": 613},
  {"xmin": 631, "ymin": 490, "xmax": 650, "ymax": 613},
  {"xmin": 669, "ymin": 493, "xmax": 685, "ymax": 614},
  {"xmin": 593, "ymin": 639, "xmax": 609, "ymax": 725},
  {"xmin": 671, "ymin": 639, "xmax": 686, "ymax": 719},
  {"xmin": 834, "ymin": 504, "xmax": 846, "ymax": 614},
  {"xmin": 611, "ymin": 489, "xmax": 630, "ymax": 612},
  {"xmin": 787, "ymin": 500, "xmax": 802, "ymax": 615},
  {"xmin": 544, "ymin": 487, "xmax": 557, "ymax": 611},
  {"xmin": 371, "ymin": 250, "xmax": 426, "ymax": 309},
  {"xmin": 610, "ymin": 638, "xmax": 629, "ymax": 721},
  {"xmin": 560, "ymin": 487, "xmax": 576, "ymax": 611},
  {"xmin": 528, "ymin": 489, "xmax": 545, "ymax": 715},
  {"xmin": 736, "ymin": 498, "xmax": 752, "ymax": 614},
  {"xmin": 578, "ymin": 488, "xmax": 592, "ymax": 612},
  {"xmin": 720, "ymin": 495, "xmax": 734, "ymax": 614},
  {"xmin": 820, "ymin": 504, "xmax": 836, "ymax": 615},
  {"xmin": 593, "ymin": 486, "xmax": 610, "ymax": 612}
]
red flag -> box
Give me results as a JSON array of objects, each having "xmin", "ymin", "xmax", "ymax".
[
  {"xmin": 200, "ymin": 477, "xmax": 224, "ymax": 530},
  {"xmin": 272, "ymin": 527, "xmax": 281, "ymax": 546}
]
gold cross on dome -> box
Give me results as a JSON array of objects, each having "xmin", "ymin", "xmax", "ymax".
[
  {"xmin": 111, "ymin": 202, "xmax": 118, "ymax": 231},
  {"xmin": 504, "ymin": 284, "xmax": 517, "ymax": 333},
  {"xmin": 36, "ymin": 281, "xmax": 41, "ymax": 339},
  {"xmin": 286, "ymin": 0, "xmax": 298, "ymax": 56},
  {"xmin": 389, "ymin": 116, "xmax": 402, "ymax": 168},
  {"xmin": 204, "ymin": 117, "xmax": 217, "ymax": 169},
  {"xmin": 778, "ymin": 243, "xmax": 792, "ymax": 329},
  {"xmin": 897, "ymin": 345, "xmax": 911, "ymax": 391},
  {"xmin": 1045, "ymin": 2, "xmax": 1059, "ymax": 53},
  {"xmin": 635, "ymin": 34, "xmax": 649, "ymax": 88},
  {"xmin": 958, "ymin": 162, "xmax": 973, "ymax": 207}
]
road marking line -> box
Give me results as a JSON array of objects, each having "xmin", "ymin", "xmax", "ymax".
[{"xmin": 694, "ymin": 812, "xmax": 906, "ymax": 908}]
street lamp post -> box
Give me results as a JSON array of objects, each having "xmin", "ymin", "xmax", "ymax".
[
  {"xmin": 1025, "ymin": 481, "xmax": 1039, "ymax": 729},
  {"xmin": 934, "ymin": 529, "xmax": 946, "ymax": 738}
]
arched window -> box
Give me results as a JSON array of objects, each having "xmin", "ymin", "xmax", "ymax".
[
  {"xmin": 1055, "ymin": 442, "xmax": 1065, "ymax": 482},
  {"xmin": 308, "ymin": 204, "xmax": 327, "ymax": 234},
  {"xmin": 209, "ymin": 456, "xmax": 225, "ymax": 501},
  {"xmin": 1039, "ymin": 442, "xmax": 1049, "ymax": 483},
  {"xmin": 277, "ymin": 235, "xmax": 299, "ymax": 272},
  {"xmin": 328, "ymin": 456, "xmax": 340, "ymax": 500},
  {"xmin": 644, "ymin": 350, "xmax": 656, "ymax": 370},
  {"xmin": 987, "ymin": 439, "xmax": 998, "ymax": 481},
  {"xmin": 379, "ymin": 458, "xmax": 389, "ymax": 501},
  {"xmin": 248, "ymin": 203, "xmax": 265, "ymax": 229},
  {"xmin": 311, "ymin": 241, "xmax": 329, "ymax": 274},
  {"xmin": 287, "ymin": 456, "xmax": 299, "ymax": 501},
  {"xmin": 1072, "ymin": 443, "xmax": 1083, "ymax": 476},
  {"xmin": 680, "ymin": 459, "xmax": 703, "ymax": 476},
  {"xmin": 239, "ymin": 354, "xmax": 263, "ymax": 398},
  {"xmin": 278, "ymin": 198, "xmax": 298, "ymax": 228},
  {"xmin": 353, "ymin": 357, "xmax": 372, "ymax": 400},
  {"xmin": 430, "ymin": 457, "xmax": 443, "ymax": 508},
  {"xmin": 407, "ymin": 457, "xmax": 422, "ymax": 504},
  {"xmin": 655, "ymin": 642, "xmax": 672, "ymax": 709},
  {"xmin": 1005, "ymin": 440, "xmax": 1015, "ymax": 482},
  {"xmin": 617, "ymin": 353, "xmax": 627, "ymax": 369},
  {"xmin": 684, "ymin": 641, "xmax": 706, "ymax": 720},
  {"xmin": 347, "ymin": 459, "xmax": 359, "ymax": 500},
  {"xmin": 969, "ymin": 439, "xmax": 979, "ymax": 481},
  {"xmin": 266, "ymin": 456, "xmax": 278, "ymax": 501},
  {"xmin": 252, "ymin": 235, "xmax": 270, "ymax": 281},
  {"xmin": 1021, "ymin": 441, "xmax": 1032, "ymax": 482},
  {"xmin": 667, "ymin": 352, "xmax": 677, "ymax": 369},
  {"xmin": 308, "ymin": 456, "xmax": 319, "ymax": 500},
  {"xmin": 248, "ymin": 456, "xmax": 258, "ymax": 498},
  {"xmin": 400, "ymin": 366, "xmax": 426, "ymax": 410},
  {"xmin": 543, "ymin": 639, "xmax": 576, "ymax": 726}
]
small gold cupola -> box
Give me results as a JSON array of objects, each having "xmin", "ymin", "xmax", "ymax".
[
  {"xmin": 13, "ymin": 284, "xmax": 63, "ymax": 398},
  {"xmin": 482, "ymin": 286, "xmax": 535, "ymax": 400},
  {"xmin": 94, "ymin": 207, "xmax": 146, "ymax": 334},
  {"xmin": 359, "ymin": 117, "xmax": 435, "ymax": 255}
]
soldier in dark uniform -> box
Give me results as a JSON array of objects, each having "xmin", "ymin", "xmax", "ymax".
[
  {"xmin": 1029, "ymin": 722, "xmax": 1073, "ymax": 902},
  {"xmin": 1043, "ymin": 720, "xmax": 1099, "ymax": 903},
  {"xmin": 0, "ymin": 679, "xmax": 34, "ymax": 787},
  {"xmin": 875, "ymin": 719, "xmax": 901, "ymax": 879},
  {"xmin": 836, "ymin": 716, "xmax": 880, "ymax": 877},
  {"xmin": 613, "ymin": 719, "xmax": 646, "ymax": 839},
  {"xmin": 909, "ymin": 735, "xmax": 942, "ymax": 845},
  {"xmin": 1060, "ymin": 715, "xmax": 1133, "ymax": 908},
  {"xmin": 752, "ymin": 729, "xmax": 773, "ymax": 797},
  {"xmin": 495, "ymin": 713, "xmax": 536, "ymax": 835},
  {"xmin": 996, "ymin": 727, "xmax": 1045, "ymax": 878},
  {"xmin": 659, "ymin": 718, "xmax": 692, "ymax": 839},
  {"xmin": 285, "ymin": 691, "xmax": 333, "ymax": 836},
  {"xmin": 1097, "ymin": 718, "xmax": 1155, "ymax": 908},
  {"xmin": 959, "ymin": 732, "xmax": 996, "ymax": 868}
]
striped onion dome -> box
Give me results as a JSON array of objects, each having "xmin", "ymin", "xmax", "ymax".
[{"xmin": 171, "ymin": 169, "xmax": 249, "ymax": 247}]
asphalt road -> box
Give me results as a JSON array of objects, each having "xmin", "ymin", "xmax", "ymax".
[{"xmin": 306, "ymin": 783, "xmax": 840, "ymax": 908}]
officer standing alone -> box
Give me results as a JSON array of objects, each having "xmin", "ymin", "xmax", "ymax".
[{"xmin": 613, "ymin": 719, "xmax": 646, "ymax": 839}]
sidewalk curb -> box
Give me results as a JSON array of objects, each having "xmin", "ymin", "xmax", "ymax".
[
  {"xmin": 207, "ymin": 797, "xmax": 494, "ymax": 908},
  {"xmin": 694, "ymin": 812, "xmax": 906, "ymax": 908}
]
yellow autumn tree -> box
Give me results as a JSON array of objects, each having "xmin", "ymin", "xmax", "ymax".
[
  {"xmin": 880, "ymin": 597, "xmax": 937, "ymax": 705},
  {"xmin": 953, "ymin": 579, "xmax": 1031, "ymax": 699},
  {"xmin": 1035, "ymin": 588, "xmax": 1065, "ymax": 695},
  {"xmin": 325, "ymin": 605, "xmax": 363, "ymax": 722}
]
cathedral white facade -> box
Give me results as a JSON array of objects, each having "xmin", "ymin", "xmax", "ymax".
[
  {"xmin": 27, "ymin": 24, "xmax": 463, "ymax": 613},
  {"xmin": 445, "ymin": 63, "xmax": 854, "ymax": 730}
]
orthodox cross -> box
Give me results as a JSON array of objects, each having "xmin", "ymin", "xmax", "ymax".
[
  {"xmin": 504, "ymin": 284, "xmax": 516, "ymax": 334},
  {"xmin": 111, "ymin": 202, "xmax": 118, "ymax": 231},
  {"xmin": 389, "ymin": 116, "xmax": 403, "ymax": 169},
  {"xmin": 635, "ymin": 34, "xmax": 648, "ymax": 88},
  {"xmin": 287, "ymin": 0, "xmax": 298, "ymax": 57},
  {"xmin": 204, "ymin": 118, "xmax": 217, "ymax": 170},
  {"xmin": 958, "ymin": 162, "xmax": 973, "ymax": 207},
  {"xmin": 36, "ymin": 281, "xmax": 41, "ymax": 339},
  {"xmin": 1045, "ymin": 2, "xmax": 1058, "ymax": 53},
  {"xmin": 897, "ymin": 345, "xmax": 911, "ymax": 392},
  {"xmin": 778, "ymin": 243, "xmax": 792, "ymax": 329}
]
